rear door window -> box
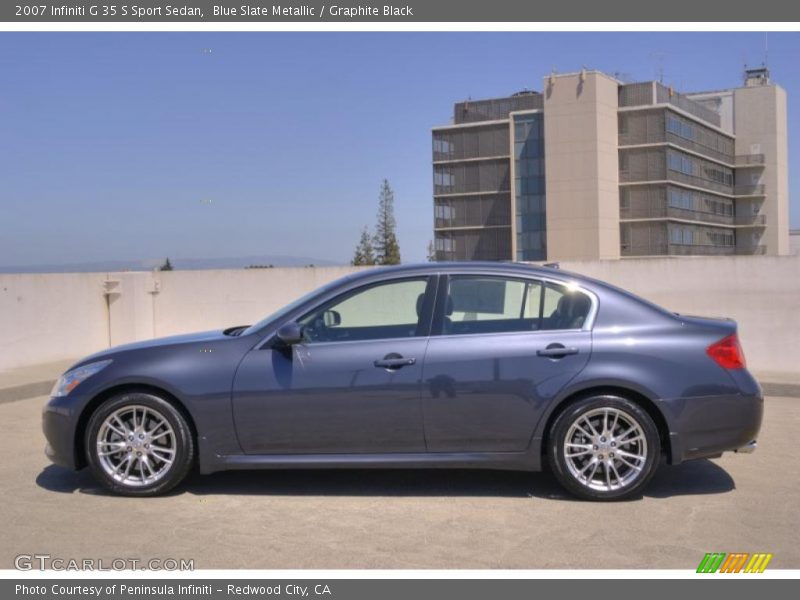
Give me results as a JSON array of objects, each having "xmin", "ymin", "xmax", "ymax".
[{"xmin": 440, "ymin": 276, "xmax": 591, "ymax": 335}]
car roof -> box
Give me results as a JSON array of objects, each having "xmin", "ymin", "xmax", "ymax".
[{"xmin": 349, "ymin": 262, "xmax": 590, "ymax": 283}]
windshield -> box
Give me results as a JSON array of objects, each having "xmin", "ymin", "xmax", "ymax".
[{"xmin": 240, "ymin": 275, "xmax": 354, "ymax": 336}]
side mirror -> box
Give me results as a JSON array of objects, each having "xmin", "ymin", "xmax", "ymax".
[
  {"xmin": 323, "ymin": 309, "xmax": 341, "ymax": 327},
  {"xmin": 276, "ymin": 322, "xmax": 304, "ymax": 346}
]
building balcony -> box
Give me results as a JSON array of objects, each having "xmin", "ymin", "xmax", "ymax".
[
  {"xmin": 734, "ymin": 184, "xmax": 766, "ymax": 197},
  {"xmin": 621, "ymin": 243, "xmax": 766, "ymax": 257},
  {"xmin": 666, "ymin": 244, "xmax": 736, "ymax": 256},
  {"xmin": 664, "ymin": 135, "xmax": 733, "ymax": 165},
  {"xmin": 735, "ymin": 153, "xmax": 766, "ymax": 167},
  {"xmin": 434, "ymin": 222, "xmax": 510, "ymax": 230},
  {"xmin": 620, "ymin": 206, "xmax": 732, "ymax": 226},
  {"xmin": 665, "ymin": 171, "xmax": 733, "ymax": 196},
  {"xmin": 736, "ymin": 245, "xmax": 767, "ymax": 255},
  {"xmin": 733, "ymin": 214, "xmax": 767, "ymax": 226},
  {"xmin": 620, "ymin": 208, "xmax": 766, "ymax": 227}
]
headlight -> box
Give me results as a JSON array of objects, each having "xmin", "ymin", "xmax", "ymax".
[{"xmin": 50, "ymin": 360, "xmax": 113, "ymax": 397}]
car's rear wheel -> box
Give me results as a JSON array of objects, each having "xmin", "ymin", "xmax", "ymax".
[
  {"xmin": 85, "ymin": 392, "xmax": 194, "ymax": 496},
  {"xmin": 548, "ymin": 395, "xmax": 660, "ymax": 501}
]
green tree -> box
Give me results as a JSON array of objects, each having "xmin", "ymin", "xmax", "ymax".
[
  {"xmin": 373, "ymin": 179, "xmax": 401, "ymax": 265},
  {"xmin": 427, "ymin": 240, "xmax": 436, "ymax": 262},
  {"xmin": 159, "ymin": 257, "xmax": 174, "ymax": 271},
  {"xmin": 351, "ymin": 226, "xmax": 376, "ymax": 266}
]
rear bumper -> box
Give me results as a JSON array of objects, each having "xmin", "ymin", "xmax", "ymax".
[{"xmin": 662, "ymin": 392, "xmax": 763, "ymax": 464}]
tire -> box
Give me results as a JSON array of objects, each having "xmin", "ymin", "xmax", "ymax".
[
  {"xmin": 548, "ymin": 395, "xmax": 661, "ymax": 501},
  {"xmin": 85, "ymin": 392, "xmax": 194, "ymax": 497}
]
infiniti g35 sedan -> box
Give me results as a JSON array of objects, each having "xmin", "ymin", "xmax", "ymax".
[{"xmin": 43, "ymin": 263, "xmax": 762, "ymax": 500}]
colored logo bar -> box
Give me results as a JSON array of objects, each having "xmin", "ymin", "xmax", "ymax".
[{"xmin": 697, "ymin": 552, "xmax": 773, "ymax": 573}]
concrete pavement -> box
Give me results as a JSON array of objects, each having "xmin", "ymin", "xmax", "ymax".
[{"xmin": 1, "ymin": 392, "xmax": 798, "ymax": 570}]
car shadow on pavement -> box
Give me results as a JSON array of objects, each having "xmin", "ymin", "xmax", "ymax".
[
  {"xmin": 645, "ymin": 458, "xmax": 736, "ymax": 498},
  {"xmin": 36, "ymin": 459, "xmax": 735, "ymax": 500}
]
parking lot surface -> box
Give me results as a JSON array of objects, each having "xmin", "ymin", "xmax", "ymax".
[{"xmin": 1, "ymin": 394, "xmax": 798, "ymax": 569}]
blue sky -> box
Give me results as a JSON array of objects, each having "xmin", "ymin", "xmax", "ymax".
[{"xmin": 1, "ymin": 32, "xmax": 797, "ymax": 266}]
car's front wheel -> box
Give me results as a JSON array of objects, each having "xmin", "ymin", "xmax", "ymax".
[
  {"xmin": 548, "ymin": 395, "xmax": 661, "ymax": 501},
  {"xmin": 85, "ymin": 392, "xmax": 194, "ymax": 496}
]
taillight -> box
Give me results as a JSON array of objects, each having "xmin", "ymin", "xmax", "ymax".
[{"xmin": 706, "ymin": 334, "xmax": 746, "ymax": 369}]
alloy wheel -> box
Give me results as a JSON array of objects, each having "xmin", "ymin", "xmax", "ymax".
[
  {"xmin": 95, "ymin": 404, "xmax": 177, "ymax": 487},
  {"xmin": 562, "ymin": 407, "xmax": 648, "ymax": 492}
]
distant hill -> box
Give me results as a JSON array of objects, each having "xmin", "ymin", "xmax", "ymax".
[{"xmin": 0, "ymin": 254, "xmax": 342, "ymax": 274}]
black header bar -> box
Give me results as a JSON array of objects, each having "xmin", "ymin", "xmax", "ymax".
[{"xmin": 4, "ymin": 0, "xmax": 800, "ymax": 22}]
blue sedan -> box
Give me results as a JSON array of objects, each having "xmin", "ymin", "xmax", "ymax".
[{"xmin": 43, "ymin": 262, "xmax": 762, "ymax": 500}]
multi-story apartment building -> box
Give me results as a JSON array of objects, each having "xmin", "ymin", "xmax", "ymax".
[{"xmin": 432, "ymin": 68, "xmax": 789, "ymax": 261}]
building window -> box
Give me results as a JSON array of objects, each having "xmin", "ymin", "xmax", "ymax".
[
  {"xmin": 666, "ymin": 111, "xmax": 734, "ymax": 159},
  {"xmin": 670, "ymin": 226, "xmax": 695, "ymax": 245},
  {"xmin": 668, "ymin": 188, "xmax": 694, "ymax": 210},
  {"xmin": 434, "ymin": 204, "xmax": 455, "ymax": 223},
  {"xmin": 620, "ymin": 188, "xmax": 630, "ymax": 211},
  {"xmin": 705, "ymin": 165, "xmax": 733, "ymax": 186},
  {"xmin": 433, "ymin": 169, "xmax": 455, "ymax": 190},
  {"xmin": 435, "ymin": 236, "xmax": 455, "ymax": 252},
  {"xmin": 667, "ymin": 115, "xmax": 680, "ymax": 136},
  {"xmin": 708, "ymin": 231, "xmax": 734, "ymax": 247},
  {"xmin": 667, "ymin": 114, "xmax": 696, "ymax": 142},
  {"xmin": 667, "ymin": 151, "xmax": 732, "ymax": 188},
  {"xmin": 513, "ymin": 113, "xmax": 546, "ymax": 262},
  {"xmin": 432, "ymin": 138, "xmax": 453, "ymax": 158},
  {"xmin": 620, "ymin": 224, "xmax": 631, "ymax": 250},
  {"xmin": 667, "ymin": 152, "xmax": 694, "ymax": 176}
]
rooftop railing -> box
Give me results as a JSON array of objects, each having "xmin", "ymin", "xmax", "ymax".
[
  {"xmin": 453, "ymin": 94, "xmax": 543, "ymax": 124},
  {"xmin": 655, "ymin": 83, "xmax": 721, "ymax": 127}
]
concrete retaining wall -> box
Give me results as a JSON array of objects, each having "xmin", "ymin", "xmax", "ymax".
[
  {"xmin": 0, "ymin": 256, "xmax": 797, "ymax": 380},
  {"xmin": 153, "ymin": 267, "xmax": 360, "ymax": 338},
  {"xmin": 0, "ymin": 273, "xmax": 109, "ymax": 369}
]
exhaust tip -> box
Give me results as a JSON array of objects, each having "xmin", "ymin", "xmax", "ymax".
[{"xmin": 734, "ymin": 441, "xmax": 757, "ymax": 454}]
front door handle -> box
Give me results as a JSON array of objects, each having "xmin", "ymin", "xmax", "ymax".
[
  {"xmin": 537, "ymin": 344, "xmax": 579, "ymax": 358},
  {"xmin": 374, "ymin": 355, "xmax": 416, "ymax": 369}
]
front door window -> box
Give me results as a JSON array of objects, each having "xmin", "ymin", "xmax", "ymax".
[{"xmin": 299, "ymin": 278, "xmax": 430, "ymax": 343}]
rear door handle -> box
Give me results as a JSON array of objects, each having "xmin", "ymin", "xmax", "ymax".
[
  {"xmin": 374, "ymin": 356, "xmax": 417, "ymax": 369},
  {"xmin": 537, "ymin": 345, "xmax": 579, "ymax": 358}
]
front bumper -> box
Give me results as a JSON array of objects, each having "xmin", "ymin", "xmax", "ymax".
[
  {"xmin": 662, "ymin": 392, "xmax": 763, "ymax": 464},
  {"xmin": 42, "ymin": 397, "xmax": 81, "ymax": 470}
]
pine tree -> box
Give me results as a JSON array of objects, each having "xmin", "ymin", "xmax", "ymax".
[
  {"xmin": 373, "ymin": 179, "xmax": 401, "ymax": 265},
  {"xmin": 352, "ymin": 226, "xmax": 376, "ymax": 266},
  {"xmin": 427, "ymin": 240, "xmax": 436, "ymax": 262},
  {"xmin": 159, "ymin": 257, "xmax": 173, "ymax": 271}
]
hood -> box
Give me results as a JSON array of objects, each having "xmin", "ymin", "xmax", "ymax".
[{"xmin": 70, "ymin": 329, "xmax": 230, "ymax": 369}]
